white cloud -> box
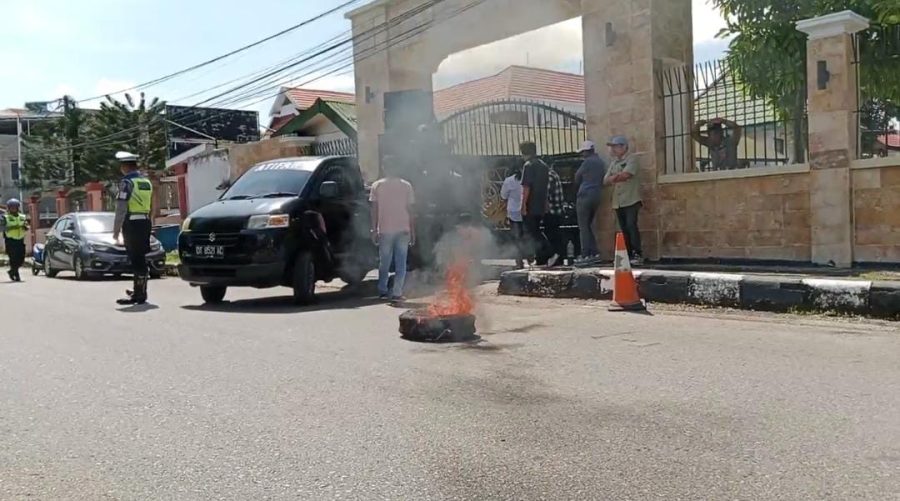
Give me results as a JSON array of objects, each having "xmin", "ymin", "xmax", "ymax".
[
  {"xmin": 435, "ymin": 17, "xmax": 582, "ymax": 89},
  {"xmin": 296, "ymin": 72, "xmax": 356, "ymax": 93},
  {"xmin": 92, "ymin": 78, "xmax": 138, "ymax": 102},
  {"xmin": 693, "ymin": 0, "xmax": 728, "ymax": 43},
  {"xmin": 433, "ymin": 3, "xmax": 729, "ymax": 88},
  {"xmin": 52, "ymin": 83, "xmax": 78, "ymax": 99}
]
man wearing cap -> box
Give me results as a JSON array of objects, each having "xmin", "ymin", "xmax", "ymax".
[
  {"xmin": 1, "ymin": 198, "xmax": 28, "ymax": 282},
  {"xmin": 693, "ymin": 118, "xmax": 743, "ymax": 171},
  {"xmin": 604, "ymin": 136, "xmax": 644, "ymax": 266},
  {"xmin": 574, "ymin": 140, "xmax": 606, "ymax": 264},
  {"xmin": 112, "ymin": 151, "xmax": 154, "ymax": 305}
]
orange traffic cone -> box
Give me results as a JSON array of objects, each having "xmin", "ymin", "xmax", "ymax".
[{"xmin": 609, "ymin": 232, "xmax": 646, "ymax": 312}]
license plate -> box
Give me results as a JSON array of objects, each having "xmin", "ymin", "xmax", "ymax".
[{"xmin": 194, "ymin": 245, "xmax": 225, "ymax": 258}]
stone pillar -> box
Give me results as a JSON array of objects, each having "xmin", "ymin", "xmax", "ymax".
[
  {"xmin": 348, "ymin": 3, "xmax": 440, "ymax": 181},
  {"xmin": 85, "ymin": 182, "xmax": 105, "ymax": 212},
  {"xmin": 581, "ymin": 0, "xmax": 693, "ymax": 260},
  {"xmin": 797, "ymin": 11, "xmax": 869, "ymax": 267},
  {"xmin": 55, "ymin": 189, "xmax": 69, "ymax": 217}
]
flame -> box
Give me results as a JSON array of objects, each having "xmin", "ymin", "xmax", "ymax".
[{"xmin": 429, "ymin": 260, "xmax": 475, "ymax": 316}]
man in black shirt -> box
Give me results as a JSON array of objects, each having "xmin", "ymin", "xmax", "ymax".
[{"xmin": 519, "ymin": 141, "xmax": 551, "ymax": 265}]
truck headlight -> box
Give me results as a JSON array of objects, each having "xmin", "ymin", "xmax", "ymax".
[
  {"xmin": 247, "ymin": 214, "xmax": 290, "ymax": 229},
  {"xmin": 181, "ymin": 217, "xmax": 192, "ymax": 232}
]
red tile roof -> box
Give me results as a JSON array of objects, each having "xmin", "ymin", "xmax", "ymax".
[
  {"xmin": 285, "ymin": 88, "xmax": 355, "ymax": 110},
  {"xmin": 433, "ymin": 66, "xmax": 584, "ymax": 118},
  {"xmin": 267, "ymin": 114, "xmax": 296, "ymax": 134},
  {"xmin": 877, "ymin": 132, "xmax": 900, "ymax": 149}
]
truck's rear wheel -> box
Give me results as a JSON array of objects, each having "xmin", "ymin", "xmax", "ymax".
[
  {"xmin": 200, "ymin": 286, "xmax": 227, "ymax": 304},
  {"xmin": 292, "ymin": 252, "xmax": 316, "ymax": 305}
]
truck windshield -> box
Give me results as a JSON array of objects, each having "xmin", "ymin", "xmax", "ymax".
[{"xmin": 222, "ymin": 163, "xmax": 316, "ymax": 200}]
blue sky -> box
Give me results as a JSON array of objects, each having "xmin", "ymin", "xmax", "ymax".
[{"xmin": 1, "ymin": 0, "xmax": 729, "ymax": 121}]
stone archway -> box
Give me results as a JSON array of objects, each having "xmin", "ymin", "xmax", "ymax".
[{"xmin": 347, "ymin": 0, "xmax": 694, "ymax": 259}]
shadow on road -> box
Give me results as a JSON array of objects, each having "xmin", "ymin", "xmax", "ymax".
[
  {"xmin": 181, "ymin": 287, "xmax": 385, "ymax": 314},
  {"xmin": 116, "ymin": 303, "xmax": 161, "ymax": 313}
]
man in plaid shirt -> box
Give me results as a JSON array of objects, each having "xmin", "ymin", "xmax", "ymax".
[{"xmin": 544, "ymin": 167, "xmax": 566, "ymax": 266}]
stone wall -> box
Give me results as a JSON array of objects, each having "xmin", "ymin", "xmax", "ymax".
[
  {"xmin": 226, "ymin": 138, "xmax": 310, "ymax": 180},
  {"xmin": 853, "ymin": 164, "xmax": 900, "ymax": 263},
  {"xmin": 658, "ymin": 172, "xmax": 812, "ymax": 261}
]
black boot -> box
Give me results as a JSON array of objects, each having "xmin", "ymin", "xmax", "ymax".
[
  {"xmin": 132, "ymin": 275, "xmax": 148, "ymax": 305},
  {"xmin": 117, "ymin": 275, "xmax": 143, "ymax": 305}
]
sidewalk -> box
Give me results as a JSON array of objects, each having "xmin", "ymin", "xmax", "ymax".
[{"xmin": 496, "ymin": 262, "xmax": 900, "ymax": 320}]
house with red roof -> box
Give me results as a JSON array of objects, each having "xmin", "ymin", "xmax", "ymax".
[
  {"xmin": 268, "ymin": 66, "xmax": 587, "ymax": 138},
  {"xmin": 266, "ymin": 87, "xmax": 356, "ymax": 136},
  {"xmin": 433, "ymin": 65, "xmax": 585, "ymax": 119}
]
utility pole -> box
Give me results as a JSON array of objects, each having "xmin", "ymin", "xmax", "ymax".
[{"xmin": 15, "ymin": 113, "xmax": 24, "ymax": 203}]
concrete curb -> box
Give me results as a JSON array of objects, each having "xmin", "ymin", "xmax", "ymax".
[{"xmin": 498, "ymin": 268, "xmax": 900, "ymax": 320}]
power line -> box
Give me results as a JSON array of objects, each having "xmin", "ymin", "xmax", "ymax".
[
  {"xmin": 37, "ymin": 0, "xmax": 485, "ymax": 155},
  {"xmin": 75, "ymin": 0, "xmax": 365, "ymax": 104},
  {"xmin": 35, "ymin": 0, "xmax": 446, "ymax": 153}
]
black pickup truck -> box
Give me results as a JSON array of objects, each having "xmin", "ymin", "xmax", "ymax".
[{"xmin": 178, "ymin": 156, "xmax": 376, "ymax": 305}]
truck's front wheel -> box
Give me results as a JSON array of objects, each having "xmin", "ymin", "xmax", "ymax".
[
  {"xmin": 200, "ymin": 286, "xmax": 227, "ymax": 304},
  {"xmin": 292, "ymin": 252, "xmax": 316, "ymax": 305}
]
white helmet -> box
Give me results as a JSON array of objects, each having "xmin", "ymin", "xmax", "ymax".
[{"xmin": 6, "ymin": 198, "xmax": 20, "ymax": 207}]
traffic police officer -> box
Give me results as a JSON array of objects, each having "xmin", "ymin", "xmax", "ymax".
[
  {"xmin": 112, "ymin": 151, "xmax": 153, "ymax": 305},
  {"xmin": 2, "ymin": 198, "xmax": 28, "ymax": 282}
]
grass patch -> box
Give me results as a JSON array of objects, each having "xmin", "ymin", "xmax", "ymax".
[{"xmin": 858, "ymin": 271, "xmax": 900, "ymax": 282}]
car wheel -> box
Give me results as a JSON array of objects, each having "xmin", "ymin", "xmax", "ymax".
[
  {"xmin": 73, "ymin": 257, "xmax": 90, "ymax": 281},
  {"xmin": 200, "ymin": 286, "xmax": 227, "ymax": 304},
  {"xmin": 292, "ymin": 251, "xmax": 316, "ymax": 305},
  {"xmin": 43, "ymin": 257, "xmax": 58, "ymax": 278}
]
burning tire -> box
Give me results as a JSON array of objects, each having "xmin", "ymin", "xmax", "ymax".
[{"xmin": 399, "ymin": 309, "xmax": 477, "ymax": 343}]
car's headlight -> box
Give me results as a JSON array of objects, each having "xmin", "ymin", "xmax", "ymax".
[
  {"xmin": 88, "ymin": 242, "xmax": 115, "ymax": 252},
  {"xmin": 246, "ymin": 214, "xmax": 290, "ymax": 229},
  {"xmin": 181, "ymin": 217, "xmax": 192, "ymax": 232},
  {"xmin": 150, "ymin": 240, "xmax": 162, "ymax": 251}
]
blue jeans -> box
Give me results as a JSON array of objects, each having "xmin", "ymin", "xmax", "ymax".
[{"xmin": 377, "ymin": 232, "xmax": 410, "ymax": 297}]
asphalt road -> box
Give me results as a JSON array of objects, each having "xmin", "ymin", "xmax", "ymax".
[{"xmin": 1, "ymin": 274, "xmax": 899, "ymax": 500}]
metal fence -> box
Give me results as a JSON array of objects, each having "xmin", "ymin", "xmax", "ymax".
[
  {"xmin": 297, "ymin": 137, "xmax": 358, "ymax": 157},
  {"xmin": 854, "ymin": 24, "xmax": 900, "ymax": 159},
  {"xmin": 658, "ymin": 59, "xmax": 808, "ymax": 174},
  {"xmin": 440, "ymin": 99, "xmax": 586, "ymax": 157}
]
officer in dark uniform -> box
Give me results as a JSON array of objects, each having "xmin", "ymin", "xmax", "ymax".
[{"xmin": 112, "ymin": 151, "xmax": 153, "ymax": 305}]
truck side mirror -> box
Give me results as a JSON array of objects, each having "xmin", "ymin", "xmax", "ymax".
[{"xmin": 319, "ymin": 181, "xmax": 339, "ymax": 199}]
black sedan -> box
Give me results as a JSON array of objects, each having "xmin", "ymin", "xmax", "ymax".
[{"xmin": 43, "ymin": 212, "xmax": 166, "ymax": 280}]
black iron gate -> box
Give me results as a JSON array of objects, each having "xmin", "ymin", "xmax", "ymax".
[
  {"xmin": 439, "ymin": 99, "xmax": 587, "ymax": 258},
  {"xmin": 440, "ymin": 99, "xmax": 586, "ymax": 157}
]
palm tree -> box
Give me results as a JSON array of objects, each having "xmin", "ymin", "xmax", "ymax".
[{"xmin": 86, "ymin": 92, "xmax": 167, "ymax": 182}]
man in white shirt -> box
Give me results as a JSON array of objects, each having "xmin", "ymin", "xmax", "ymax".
[
  {"xmin": 369, "ymin": 158, "xmax": 416, "ymax": 301},
  {"xmin": 500, "ymin": 166, "xmax": 526, "ymax": 268}
]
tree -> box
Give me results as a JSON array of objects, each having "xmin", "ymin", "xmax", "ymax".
[
  {"xmin": 710, "ymin": 0, "xmax": 900, "ymax": 159},
  {"xmin": 21, "ymin": 92, "xmax": 167, "ymax": 190},
  {"xmin": 21, "ymin": 96, "xmax": 92, "ymax": 190},
  {"xmin": 84, "ymin": 92, "xmax": 167, "ymax": 182}
]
